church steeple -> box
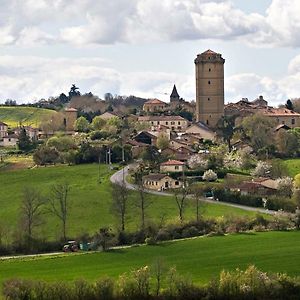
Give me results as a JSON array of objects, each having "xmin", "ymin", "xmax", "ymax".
[{"xmin": 170, "ymin": 84, "xmax": 180, "ymax": 102}]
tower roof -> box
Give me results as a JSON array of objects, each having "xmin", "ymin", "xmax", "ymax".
[
  {"xmin": 170, "ymin": 84, "xmax": 180, "ymax": 98},
  {"xmin": 202, "ymin": 49, "xmax": 217, "ymax": 55}
]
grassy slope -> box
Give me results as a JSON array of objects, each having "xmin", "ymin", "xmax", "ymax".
[
  {"xmin": 0, "ymin": 164, "xmax": 260, "ymax": 240},
  {"xmin": 282, "ymin": 159, "xmax": 300, "ymax": 177},
  {"xmin": 0, "ymin": 106, "xmax": 56, "ymax": 128},
  {"xmin": 0, "ymin": 231, "xmax": 299, "ymax": 284}
]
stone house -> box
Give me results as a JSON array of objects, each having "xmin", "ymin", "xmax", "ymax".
[
  {"xmin": 138, "ymin": 115, "xmax": 189, "ymax": 132},
  {"xmin": 3, "ymin": 134, "xmax": 18, "ymax": 147},
  {"xmin": 185, "ymin": 122, "xmax": 216, "ymax": 141},
  {"xmin": 134, "ymin": 131, "xmax": 157, "ymax": 146},
  {"xmin": 0, "ymin": 121, "xmax": 8, "ymax": 138},
  {"xmin": 143, "ymin": 99, "xmax": 167, "ymax": 113},
  {"xmin": 143, "ymin": 173, "xmax": 182, "ymax": 191},
  {"xmin": 160, "ymin": 159, "xmax": 185, "ymax": 173}
]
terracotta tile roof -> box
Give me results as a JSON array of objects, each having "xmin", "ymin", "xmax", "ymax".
[
  {"xmin": 160, "ymin": 159, "xmax": 185, "ymax": 166},
  {"xmin": 202, "ymin": 49, "xmax": 217, "ymax": 55},
  {"xmin": 138, "ymin": 115, "xmax": 186, "ymax": 121},
  {"xmin": 144, "ymin": 98, "xmax": 166, "ymax": 105},
  {"xmin": 143, "ymin": 173, "xmax": 168, "ymax": 181},
  {"xmin": 262, "ymin": 107, "xmax": 300, "ymax": 116},
  {"xmin": 65, "ymin": 107, "xmax": 78, "ymax": 112}
]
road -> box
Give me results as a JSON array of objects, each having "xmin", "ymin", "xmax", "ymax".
[{"xmin": 110, "ymin": 164, "xmax": 277, "ymax": 215}]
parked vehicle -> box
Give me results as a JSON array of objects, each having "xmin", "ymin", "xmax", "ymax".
[{"xmin": 62, "ymin": 241, "xmax": 79, "ymax": 252}]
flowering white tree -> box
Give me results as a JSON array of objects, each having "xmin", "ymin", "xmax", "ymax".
[
  {"xmin": 203, "ymin": 169, "xmax": 218, "ymax": 182},
  {"xmin": 187, "ymin": 154, "xmax": 208, "ymax": 170},
  {"xmin": 223, "ymin": 151, "xmax": 243, "ymax": 169},
  {"xmin": 276, "ymin": 177, "xmax": 294, "ymax": 198},
  {"xmin": 251, "ymin": 161, "xmax": 271, "ymax": 177}
]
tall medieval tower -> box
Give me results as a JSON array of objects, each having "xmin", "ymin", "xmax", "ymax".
[{"xmin": 194, "ymin": 49, "xmax": 225, "ymax": 127}]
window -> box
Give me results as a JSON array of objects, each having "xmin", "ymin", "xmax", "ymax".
[
  {"xmin": 151, "ymin": 121, "xmax": 154, "ymax": 125},
  {"xmin": 208, "ymin": 80, "xmax": 211, "ymax": 85},
  {"xmin": 292, "ymin": 118, "xmax": 295, "ymax": 125},
  {"xmin": 208, "ymin": 98, "xmax": 210, "ymax": 101},
  {"xmin": 175, "ymin": 181, "xmax": 179, "ymax": 186},
  {"xmin": 178, "ymin": 121, "xmax": 181, "ymax": 125},
  {"xmin": 178, "ymin": 126, "xmax": 182, "ymax": 130},
  {"xmin": 175, "ymin": 166, "xmax": 179, "ymax": 170},
  {"xmin": 171, "ymin": 121, "xmax": 175, "ymax": 125},
  {"xmin": 172, "ymin": 127, "xmax": 175, "ymax": 130},
  {"xmin": 206, "ymin": 120, "xmax": 209, "ymax": 125},
  {"xmin": 209, "ymin": 68, "xmax": 211, "ymax": 72},
  {"xmin": 166, "ymin": 121, "xmax": 168, "ymax": 125},
  {"xmin": 157, "ymin": 121, "xmax": 160, "ymax": 125}
]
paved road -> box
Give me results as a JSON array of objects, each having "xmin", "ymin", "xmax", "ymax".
[{"xmin": 110, "ymin": 165, "xmax": 277, "ymax": 215}]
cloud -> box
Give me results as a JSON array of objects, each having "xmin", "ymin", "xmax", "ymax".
[{"xmin": 0, "ymin": 0, "xmax": 299, "ymax": 48}]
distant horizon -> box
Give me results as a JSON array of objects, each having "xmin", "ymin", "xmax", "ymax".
[{"xmin": 1, "ymin": 0, "xmax": 300, "ymax": 106}]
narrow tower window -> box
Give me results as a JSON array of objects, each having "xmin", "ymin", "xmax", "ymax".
[
  {"xmin": 208, "ymin": 80, "xmax": 211, "ymax": 85},
  {"xmin": 209, "ymin": 68, "xmax": 211, "ymax": 72},
  {"xmin": 208, "ymin": 98, "xmax": 210, "ymax": 101}
]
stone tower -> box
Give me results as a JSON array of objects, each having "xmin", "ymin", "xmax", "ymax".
[
  {"xmin": 64, "ymin": 108, "xmax": 78, "ymax": 131},
  {"xmin": 194, "ymin": 49, "xmax": 225, "ymax": 127}
]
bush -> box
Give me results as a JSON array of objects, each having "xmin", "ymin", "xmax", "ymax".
[
  {"xmin": 265, "ymin": 196, "xmax": 296, "ymax": 212},
  {"xmin": 203, "ymin": 169, "xmax": 218, "ymax": 182}
]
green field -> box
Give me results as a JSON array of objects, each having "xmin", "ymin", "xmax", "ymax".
[
  {"xmin": 0, "ymin": 106, "xmax": 56, "ymax": 128},
  {"xmin": 282, "ymin": 158, "xmax": 300, "ymax": 177},
  {"xmin": 0, "ymin": 164, "xmax": 261, "ymax": 240},
  {"xmin": 0, "ymin": 231, "xmax": 299, "ymax": 285}
]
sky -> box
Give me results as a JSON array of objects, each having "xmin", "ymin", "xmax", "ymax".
[{"xmin": 0, "ymin": 0, "xmax": 300, "ymax": 106}]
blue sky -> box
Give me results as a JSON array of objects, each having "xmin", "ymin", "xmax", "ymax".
[{"xmin": 0, "ymin": 0, "xmax": 300, "ymax": 106}]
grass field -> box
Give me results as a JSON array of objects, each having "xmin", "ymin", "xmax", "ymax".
[
  {"xmin": 0, "ymin": 231, "xmax": 299, "ymax": 285},
  {"xmin": 282, "ymin": 158, "xmax": 300, "ymax": 177},
  {"xmin": 0, "ymin": 164, "xmax": 261, "ymax": 240},
  {"xmin": 0, "ymin": 106, "xmax": 56, "ymax": 128}
]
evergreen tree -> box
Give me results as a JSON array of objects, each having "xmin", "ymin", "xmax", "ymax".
[
  {"xmin": 18, "ymin": 128, "xmax": 32, "ymax": 151},
  {"xmin": 286, "ymin": 99, "xmax": 294, "ymax": 111}
]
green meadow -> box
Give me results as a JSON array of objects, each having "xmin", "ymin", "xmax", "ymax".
[
  {"xmin": 0, "ymin": 106, "xmax": 56, "ymax": 128},
  {"xmin": 0, "ymin": 231, "xmax": 299, "ymax": 285},
  {"xmin": 0, "ymin": 164, "xmax": 261, "ymax": 240}
]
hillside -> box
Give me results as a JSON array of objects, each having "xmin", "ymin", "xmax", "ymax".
[
  {"xmin": 0, "ymin": 106, "xmax": 56, "ymax": 128},
  {"xmin": 0, "ymin": 231, "xmax": 299, "ymax": 284},
  {"xmin": 0, "ymin": 164, "xmax": 261, "ymax": 240}
]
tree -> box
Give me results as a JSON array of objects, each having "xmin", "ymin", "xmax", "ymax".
[
  {"xmin": 18, "ymin": 127, "xmax": 32, "ymax": 151},
  {"xmin": 276, "ymin": 177, "xmax": 294, "ymax": 198},
  {"xmin": 111, "ymin": 183, "xmax": 129, "ymax": 231},
  {"xmin": 74, "ymin": 116, "xmax": 89, "ymax": 132},
  {"xmin": 174, "ymin": 187, "xmax": 189, "ymax": 223},
  {"xmin": 251, "ymin": 161, "xmax": 271, "ymax": 177},
  {"xmin": 156, "ymin": 133, "xmax": 169, "ymax": 150},
  {"xmin": 203, "ymin": 169, "xmax": 217, "ymax": 182},
  {"xmin": 275, "ymin": 130, "xmax": 298, "ymax": 157},
  {"xmin": 94, "ymin": 227, "xmax": 115, "ymax": 251},
  {"xmin": 241, "ymin": 114, "xmax": 275, "ymax": 153},
  {"xmin": 286, "ymin": 99, "xmax": 294, "ymax": 111},
  {"xmin": 20, "ymin": 187, "xmax": 45, "ymax": 245},
  {"xmin": 48, "ymin": 183, "xmax": 70, "ymax": 241},
  {"xmin": 91, "ymin": 116, "xmax": 106, "ymax": 131},
  {"xmin": 134, "ymin": 167, "xmax": 151, "ymax": 231},
  {"xmin": 191, "ymin": 187, "xmax": 205, "ymax": 222},
  {"xmin": 216, "ymin": 116, "xmax": 236, "ymax": 152},
  {"xmin": 68, "ymin": 84, "xmax": 80, "ymax": 99},
  {"xmin": 151, "ymin": 258, "xmax": 166, "ymax": 296},
  {"xmin": 33, "ymin": 146, "xmax": 60, "ymax": 165},
  {"xmin": 46, "ymin": 136, "xmax": 76, "ymax": 152}
]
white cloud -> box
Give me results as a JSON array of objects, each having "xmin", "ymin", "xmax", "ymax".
[{"xmin": 0, "ymin": 0, "xmax": 299, "ymax": 47}]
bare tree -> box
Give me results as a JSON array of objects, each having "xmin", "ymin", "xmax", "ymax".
[
  {"xmin": 20, "ymin": 187, "xmax": 45, "ymax": 243},
  {"xmin": 174, "ymin": 187, "xmax": 189, "ymax": 223},
  {"xmin": 151, "ymin": 257, "xmax": 166, "ymax": 296},
  {"xmin": 111, "ymin": 183, "xmax": 129, "ymax": 231},
  {"xmin": 48, "ymin": 183, "xmax": 70, "ymax": 241},
  {"xmin": 135, "ymin": 175, "xmax": 151, "ymax": 231},
  {"xmin": 191, "ymin": 187, "xmax": 205, "ymax": 222}
]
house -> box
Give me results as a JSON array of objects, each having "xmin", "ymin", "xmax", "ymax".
[
  {"xmin": 0, "ymin": 121, "xmax": 8, "ymax": 138},
  {"xmin": 134, "ymin": 131, "xmax": 157, "ymax": 146},
  {"xmin": 137, "ymin": 115, "xmax": 189, "ymax": 131},
  {"xmin": 126, "ymin": 139, "xmax": 149, "ymax": 158},
  {"xmin": 185, "ymin": 122, "xmax": 216, "ymax": 141},
  {"xmin": 143, "ymin": 99, "xmax": 167, "ymax": 112},
  {"xmin": 160, "ymin": 160, "xmax": 185, "ymax": 173},
  {"xmin": 100, "ymin": 111, "xmax": 121, "ymax": 121},
  {"xmin": 143, "ymin": 173, "xmax": 182, "ymax": 190},
  {"xmin": 233, "ymin": 178, "xmax": 277, "ymax": 196},
  {"xmin": 161, "ymin": 147, "xmax": 192, "ymax": 162},
  {"xmin": 2, "ymin": 134, "xmax": 18, "ymax": 147},
  {"xmin": 14, "ymin": 126, "xmax": 38, "ymax": 141}
]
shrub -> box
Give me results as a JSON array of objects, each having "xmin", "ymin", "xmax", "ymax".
[
  {"xmin": 251, "ymin": 161, "xmax": 271, "ymax": 177},
  {"xmin": 94, "ymin": 277, "xmax": 114, "ymax": 300},
  {"xmin": 203, "ymin": 169, "xmax": 218, "ymax": 182}
]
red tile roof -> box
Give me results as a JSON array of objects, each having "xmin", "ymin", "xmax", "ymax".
[
  {"xmin": 161, "ymin": 159, "xmax": 185, "ymax": 166},
  {"xmin": 144, "ymin": 98, "xmax": 166, "ymax": 105},
  {"xmin": 138, "ymin": 115, "xmax": 186, "ymax": 121}
]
